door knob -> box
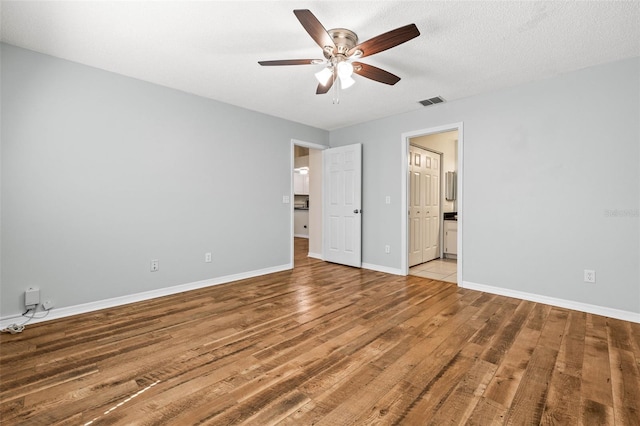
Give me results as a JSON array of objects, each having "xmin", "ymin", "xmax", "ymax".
[{"xmin": 353, "ymin": 209, "xmax": 361, "ymax": 214}]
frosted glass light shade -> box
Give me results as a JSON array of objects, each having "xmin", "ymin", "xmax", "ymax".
[
  {"xmin": 315, "ymin": 67, "xmax": 333, "ymax": 85},
  {"xmin": 340, "ymin": 75, "xmax": 355, "ymax": 89},
  {"xmin": 337, "ymin": 61, "xmax": 354, "ymax": 78}
]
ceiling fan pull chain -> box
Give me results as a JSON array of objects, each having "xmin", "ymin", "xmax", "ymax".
[{"xmin": 333, "ymin": 72, "xmax": 340, "ymax": 104}]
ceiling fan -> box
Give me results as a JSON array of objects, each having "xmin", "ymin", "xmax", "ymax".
[{"xmin": 258, "ymin": 10, "xmax": 420, "ymax": 96}]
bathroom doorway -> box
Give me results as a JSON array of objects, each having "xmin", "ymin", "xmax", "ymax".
[{"xmin": 401, "ymin": 124, "xmax": 463, "ymax": 284}]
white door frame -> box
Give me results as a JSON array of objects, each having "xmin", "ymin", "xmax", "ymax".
[
  {"xmin": 400, "ymin": 123, "xmax": 464, "ymax": 281},
  {"xmin": 290, "ymin": 139, "xmax": 328, "ymax": 267}
]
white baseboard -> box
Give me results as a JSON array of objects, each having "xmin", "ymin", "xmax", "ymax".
[
  {"xmin": 0, "ymin": 263, "xmax": 293, "ymax": 329},
  {"xmin": 461, "ymin": 280, "xmax": 640, "ymax": 324},
  {"xmin": 307, "ymin": 252, "xmax": 323, "ymax": 260},
  {"xmin": 6, "ymin": 267, "xmax": 636, "ymax": 330},
  {"xmin": 293, "ymin": 234, "xmax": 309, "ymax": 239},
  {"xmin": 362, "ymin": 263, "xmax": 404, "ymax": 276}
]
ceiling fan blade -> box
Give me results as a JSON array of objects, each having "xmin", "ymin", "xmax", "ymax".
[
  {"xmin": 348, "ymin": 23, "xmax": 420, "ymax": 58},
  {"xmin": 316, "ymin": 78, "xmax": 334, "ymax": 95},
  {"xmin": 258, "ymin": 59, "xmax": 322, "ymax": 66},
  {"xmin": 353, "ymin": 62, "xmax": 401, "ymax": 85},
  {"xmin": 294, "ymin": 9, "xmax": 336, "ymax": 53}
]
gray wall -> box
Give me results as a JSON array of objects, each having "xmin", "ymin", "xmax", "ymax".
[
  {"xmin": 331, "ymin": 57, "xmax": 639, "ymax": 313},
  {"xmin": 1, "ymin": 44, "xmax": 329, "ymax": 317},
  {"xmin": 2, "ymin": 43, "xmax": 638, "ymax": 318}
]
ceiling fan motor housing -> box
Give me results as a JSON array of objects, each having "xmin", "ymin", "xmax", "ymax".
[{"xmin": 325, "ymin": 28, "xmax": 359, "ymax": 59}]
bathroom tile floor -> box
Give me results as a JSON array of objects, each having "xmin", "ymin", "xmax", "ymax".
[{"xmin": 409, "ymin": 258, "xmax": 457, "ymax": 283}]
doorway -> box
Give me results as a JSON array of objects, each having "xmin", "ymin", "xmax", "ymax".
[
  {"xmin": 289, "ymin": 140, "xmax": 363, "ymax": 269},
  {"xmin": 290, "ymin": 139, "xmax": 326, "ymax": 267},
  {"xmin": 400, "ymin": 124, "xmax": 463, "ymax": 284}
]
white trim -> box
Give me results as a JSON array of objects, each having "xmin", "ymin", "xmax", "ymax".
[
  {"xmin": 291, "ymin": 139, "xmax": 328, "ymax": 151},
  {"xmin": 293, "ymin": 234, "xmax": 309, "ymax": 239},
  {"xmin": 0, "ymin": 263, "xmax": 292, "ymax": 329},
  {"xmin": 401, "ymin": 123, "xmax": 464, "ymax": 280},
  {"xmin": 362, "ymin": 263, "xmax": 404, "ymax": 276},
  {"xmin": 308, "ymin": 252, "xmax": 323, "ymax": 260},
  {"xmin": 461, "ymin": 280, "xmax": 640, "ymax": 324}
]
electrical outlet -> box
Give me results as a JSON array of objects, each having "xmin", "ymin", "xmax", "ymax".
[
  {"xmin": 584, "ymin": 269, "xmax": 596, "ymax": 283},
  {"xmin": 42, "ymin": 300, "xmax": 54, "ymax": 310},
  {"xmin": 385, "ymin": 196, "xmax": 391, "ymax": 204},
  {"xmin": 151, "ymin": 259, "xmax": 159, "ymax": 272},
  {"xmin": 205, "ymin": 252, "xmax": 212, "ymax": 263},
  {"xmin": 385, "ymin": 245, "xmax": 390, "ymax": 254}
]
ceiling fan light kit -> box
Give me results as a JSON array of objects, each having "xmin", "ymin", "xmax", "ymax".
[
  {"xmin": 259, "ymin": 9, "xmax": 420, "ymax": 102},
  {"xmin": 337, "ymin": 61, "xmax": 354, "ymax": 79},
  {"xmin": 340, "ymin": 75, "xmax": 355, "ymax": 90},
  {"xmin": 315, "ymin": 67, "xmax": 333, "ymax": 85}
]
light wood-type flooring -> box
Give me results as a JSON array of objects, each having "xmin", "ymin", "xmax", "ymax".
[{"xmin": 1, "ymin": 238, "xmax": 639, "ymax": 425}]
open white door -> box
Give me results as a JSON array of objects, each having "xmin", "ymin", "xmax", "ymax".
[
  {"xmin": 322, "ymin": 144, "xmax": 362, "ymax": 267},
  {"xmin": 409, "ymin": 146, "xmax": 441, "ymax": 266}
]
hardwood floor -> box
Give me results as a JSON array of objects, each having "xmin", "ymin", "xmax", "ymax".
[{"xmin": 1, "ymin": 238, "xmax": 639, "ymax": 425}]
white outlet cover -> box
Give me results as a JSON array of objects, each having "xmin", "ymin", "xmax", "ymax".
[{"xmin": 584, "ymin": 269, "xmax": 596, "ymax": 283}]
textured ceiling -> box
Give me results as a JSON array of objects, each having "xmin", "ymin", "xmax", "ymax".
[{"xmin": 2, "ymin": 1, "xmax": 639, "ymax": 130}]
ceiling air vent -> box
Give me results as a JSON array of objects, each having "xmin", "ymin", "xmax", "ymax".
[{"xmin": 419, "ymin": 96, "xmax": 445, "ymax": 106}]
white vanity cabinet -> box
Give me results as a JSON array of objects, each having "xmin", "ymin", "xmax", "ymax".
[
  {"xmin": 294, "ymin": 209, "xmax": 309, "ymax": 237},
  {"xmin": 444, "ymin": 220, "xmax": 458, "ymax": 257}
]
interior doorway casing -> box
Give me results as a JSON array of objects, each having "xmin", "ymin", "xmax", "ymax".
[
  {"xmin": 400, "ymin": 123, "xmax": 463, "ymax": 281},
  {"xmin": 290, "ymin": 139, "xmax": 328, "ymax": 268}
]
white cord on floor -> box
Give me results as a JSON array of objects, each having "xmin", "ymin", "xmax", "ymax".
[{"xmin": 1, "ymin": 307, "xmax": 49, "ymax": 334}]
